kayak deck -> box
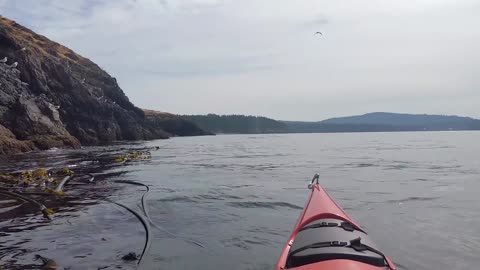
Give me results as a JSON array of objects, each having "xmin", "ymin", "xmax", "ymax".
[
  {"xmin": 275, "ymin": 175, "xmax": 396, "ymax": 270},
  {"xmin": 287, "ymin": 218, "xmax": 385, "ymax": 268}
]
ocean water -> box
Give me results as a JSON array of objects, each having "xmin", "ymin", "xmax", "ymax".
[{"xmin": 1, "ymin": 132, "xmax": 479, "ymax": 270}]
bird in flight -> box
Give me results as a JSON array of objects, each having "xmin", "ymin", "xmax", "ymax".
[{"xmin": 315, "ymin": 31, "xmax": 323, "ymax": 36}]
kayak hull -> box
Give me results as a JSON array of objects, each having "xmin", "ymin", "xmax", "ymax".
[
  {"xmin": 281, "ymin": 259, "xmax": 391, "ymax": 270},
  {"xmin": 275, "ymin": 183, "xmax": 396, "ymax": 270}
]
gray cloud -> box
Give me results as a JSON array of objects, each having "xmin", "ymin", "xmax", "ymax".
[{"xmin": 1, "ymin": 0, "xmax": 479, "ymax": 120}]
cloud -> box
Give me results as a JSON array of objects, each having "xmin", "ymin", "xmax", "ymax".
[{"xmin": 1, "ymin": 0, "xmax": 480, "ymax": 120}]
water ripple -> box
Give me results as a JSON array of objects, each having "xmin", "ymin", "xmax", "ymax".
[
  {"xmin": 1, "ymin": 132, "xmax": 479, "ymax": 270},
  {"xmin": 386, "ymin": 196, "xmax": 441, "ymax": 204},
  {"xmin": 227, "ymin": 201, "xmax": 302, "ymax": 210}
]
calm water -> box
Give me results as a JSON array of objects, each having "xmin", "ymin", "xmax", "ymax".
[{"xmin": 1, "ymin": 132, "xmax": 479, "ymax": 270}]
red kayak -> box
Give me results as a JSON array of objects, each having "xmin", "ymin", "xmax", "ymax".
[{"xmin": 275, "ymin": 174, "xmax": 396, "ymax": 270}]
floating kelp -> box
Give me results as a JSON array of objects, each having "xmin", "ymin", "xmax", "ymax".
[
  {"xmin": 44, "ymin": 188, "xmax": 65, "ymax": 195},
  {"xmin": 114, "ymin": 150, "xmax": 152, "ymax": 163},
  {"xmin": 0, "ymin": 146, "xmax": 156, "ymax": 192},
  {"xmin": 0, "ymin": 172, "xmax": 16, "ymax": 183},
  {"xmin": 128, "ymin": 151, "xmax": 151, "ymax": 160},
  {"xmin": 114, "ymin": 155, "xmax": 128, "ymax": 163},
  {"xmin": 0, "ymin": 168, "xmax": 73, "ymax": 191},
  {"xmin": 32, "ymin": 169, "xmax": 50, "ymax": 179},
  {"xmin": 54, "ymin": 176, "xmax": 72, "ymax": 193},
  {"xmin": 108, "ymin": 199, "xmax": 151, "ymax": 265},
  {"xmin": 0, "ymin": 190, "xmax": 54, "ymax": 220},
  {"xmin": 0, "ymin": 145, "xmax": 160, "ymax": 268},
  {"xmin": 57, "ymin": 168, "xmax": 74, "ymax": 176}
]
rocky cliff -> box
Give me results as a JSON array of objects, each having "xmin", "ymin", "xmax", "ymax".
[{"xmin": 0, "ymin": 16, "xmax": 207, "ymax": 154}]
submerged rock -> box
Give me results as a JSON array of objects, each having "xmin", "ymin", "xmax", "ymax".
[
  {"xmin": 35, "ymin": 255, "xmax": 59, "ymax": 270},
  {"xmin": 121, "ymin": 252, "xmax": 138, "ymax": 261}
]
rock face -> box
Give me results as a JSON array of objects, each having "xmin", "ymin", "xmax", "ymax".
[
  {"xmin": 0, "ymin": 123, "xmax": 34, "ymax": 155},
  {"xmin": 0, "ymin": 16, "xmax": 207, "ymax": 154}
]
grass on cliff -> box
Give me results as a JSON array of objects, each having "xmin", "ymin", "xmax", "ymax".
[{"xmin": 1, "ymin": 16, "xmax": 85, "ymax": 63}]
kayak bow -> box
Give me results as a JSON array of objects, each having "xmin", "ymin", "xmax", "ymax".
[{"xmin": 275, "ymin": 174, "xmax": 396, "ymax": 270}]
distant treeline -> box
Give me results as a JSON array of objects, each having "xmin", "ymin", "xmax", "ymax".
[
  {"xmin": 284, "ymin": 112, "xmax": 480, "ymax": 133},
  {"xmin": 182, "ymin": 114, "xmax": 288, "ymax": 134},
  {"xmin": 282, "ymin": 122, "xmax": 403, "ymax": 133},
  {"xmin": 182, "ymin": 112, "xmax": 480, "ymax": 135}
]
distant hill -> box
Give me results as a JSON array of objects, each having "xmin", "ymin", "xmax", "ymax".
[
  {"xmin": 183, "ymin": 112, "xmax": 480, "ymax": 135},
  {"xmin": 182, "ymin": 114, "xmax": 288, "ymax": 134},
  {"xmin": 143, "ymin": 110, "xmax": 212, "ymax": 137},
  {"xmin": 283, "ymin": 112, "xmax": 480, "ymax": 133}
]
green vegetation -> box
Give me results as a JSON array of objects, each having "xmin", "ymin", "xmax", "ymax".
[
  {"xmin": 182, "ymin": 114, "xmax": 288, "ymax": 134},
  {"xmin": 284, "ymin": 112, "xmax": 480, "ymax": 133},
  {"xmin": 185, "ymin": 112, "xmax": 480, "ymax": 135},
  {"xmin": 143, "ymin": 110, "xmax": 210, "ymax": 137}
]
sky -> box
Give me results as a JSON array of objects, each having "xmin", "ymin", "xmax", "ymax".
[{"xmin": 1, "ymin": 0, "xmax": 479, "ymax": 121}]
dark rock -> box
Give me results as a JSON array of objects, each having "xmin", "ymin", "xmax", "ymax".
[
  {"xmin": 0, "ymin": 16, "xmax": 209, "ymax": 154},
  {"xmin": 121, "ymin": 252, "xmax": 138, "ymax": 261},
  {"xmin": 0, "ymin": 124, "xmax": 34, "ymax": 154}
]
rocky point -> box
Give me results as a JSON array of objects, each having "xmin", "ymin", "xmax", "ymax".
[{"xmin": 0, "ymin": 16, "xmax": 208, "ymax": 155}]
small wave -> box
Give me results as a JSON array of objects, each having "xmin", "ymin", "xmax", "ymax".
[
  {"xmin": 428, "ymin": 165, "xmax": 462, "ymax": 170},
  {"xmin": 156, "ymin": 196, "xmax": 197, "ymax": 203},
  {"xmin": 334, "ymin": 162, "xmax": 379, "ymax": 169},
  {"xmin": 156, "ymin": 193, "xmax": 243, "ymax": 203},
  {"xmin": 356, "ymin": 163, "xmax": 376, "ymax": 167},
  {"xmin": 220, "ymin": 184, "xmax": 255, "ymax": 189},
  {"xmin": 386, "ymin": 196, "xmax": 440, "ymax": 203},
  {"xmin": 221, "ymin": 236, "xmax": 272, "ymax": 250},
  {"xmin": 227, "ymin": 201, "xmax": 302, "ymax": 210},
  {"xmin": 1, "ymin": 223, "xmax": 48, "ymax": 233},
  {"xmin": 194, "ymin": 194, "xmax": 224, "ymax": 201},
  {"xmin": 415, "ymin": 178, "xmax": 433, "ymax": 182},
  {"xmin": 244, "ymin": 238, "xmax": 270, "ymax": 245},
  {"xmin": 196, "ymin": 193, "xmax": 243, "ymax": 201},
  {"xmin": 366, "ymin": 191, "xmax": 393, "ymax": 195},
  {"xmin": 384, "ymin": 164, "xmax": 411, "ymax": 170},
  {"xmin": 221, "ymin": 237, "xmax": 250, "ymax": 250},
  {"xmin": 244, "ymin": 164, "xmax": 281, "ymax": 171},
  {"xmin": 375, "ymin": 147, "xmax": 408, "ymax": 150},
  {"xmin": 351, "ymin": 162, "xmax": 377, "ymax": 168},
  {"xmin": 247, "ymin": 226, "xmax": 287, "ymax": 237},
  {"xmin": 355, "ymin": 179, "xmax": 374, "ymax": 183},
  {"xmin": 231, "ymin": 154, "xmax": 264, "ymax": 158},
  {"xmin": 222, "ymin": 194, "xmax": 243, "ymax": 200}
]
